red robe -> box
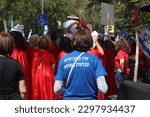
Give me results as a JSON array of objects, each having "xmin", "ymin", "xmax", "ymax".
[
  {"xmin": 11, "ymin": 48, "xmax": 30, "ymax": 99},
  {"xmin": 102, "ymin": 48, "xmax": 117, "ymax": 96},
  {"xmin": 57, "ymin": 51, "xmax": 68, "ymax": 65},
  {"xmin": 48, "ymin": 41, "xmax": 59, "ymax": 59},
  {"xmin": 28, "ymin": 47, "xmax": 56, "ymax": 100}
]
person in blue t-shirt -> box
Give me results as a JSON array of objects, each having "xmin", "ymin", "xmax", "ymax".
[{"xmin": 54, "ymin": 29, "xmax": 108, "ymax": 100}]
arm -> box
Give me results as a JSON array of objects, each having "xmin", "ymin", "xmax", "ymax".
[
  {"xmin": 95, "ymin": 40, "xmax": 104, "ymax": 56},
  {"xmin": 54, "ymin": 80, "xmax": 65, "ymax": 94},
  {"xmin": 97, "ymin": 76, "xmax": 108, "ymax": 94},
  {"xmin": 119, "ymin": 58, "xmax": 125, "ymax": 73},
  {"xmin": 52, "ymin": 63, "xmax": 56, "ymax": 74},
  {"xmin": 129, "ymin": 55, "xmax": 135, "ymax": 61},
  {"xmin": 108, "ymin": 37, "xmax": 116, "ymax": 46},
  {"xmin": 19, "ymin": 80, "xmax": 26, "ymax": 100}
]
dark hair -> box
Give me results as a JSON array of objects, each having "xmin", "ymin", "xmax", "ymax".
[
  {"xmin": 72, "ymin": 29, "xmax": 93, "ymax": 52},
  {"xmin": 38, "ymin": 35, "xmax": 50, "ymax": 50},
  {"xmin": 115, "ymin": 38, "xmax": 131, "ymax": 54},
  {"xmin": 48, "ymin": 30, "xmax": 57, "ymax": 41},
  {"xmin": 0, "ymin": 32, "xmax": 14, "ymax": 55},
  {"xmin": 59, "ymin": 36, "xmax": 72, "ymax": 52},
  {"xmin": 10, "ymin": 31, "xmax": 27, "ymax": 50}
]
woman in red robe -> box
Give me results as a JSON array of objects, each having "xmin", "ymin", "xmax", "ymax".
[
  {"xmin": 102, "ymin": 41, "xmax": 117, "ymax": 96},
  {"xmin": 28, "ymin": 35, "xmax": 56, "ymax": 100},
  {"xmin": 10, "ymin": 31, "xmax": 30, "ymax": 99}
]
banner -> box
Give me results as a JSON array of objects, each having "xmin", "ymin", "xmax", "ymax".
[{"xmin": 139, "ymin": 28, "xmax": 150, "ymax": 59}]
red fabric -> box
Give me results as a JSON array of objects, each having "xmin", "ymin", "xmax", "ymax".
[
  {"xmin": 57, "ymin": 51, "xmax": 68, "ymax": 65},
  {"xmin": 80, "ymin": 20, "xmax": 88, "ymax": 29},
  {"xmin": 88, "ymin": 48, "xmax": 103, "ymax": 59},
  {"xmin": 48, "ymin": 42, "xmax": 59, "ymax": 59},
  {"xmin": 11, "ymin": 48, "xmax": 31, "ymax": 99},
  {"xmin": 132, "ymin": 9, "xmax": 141, "ymax": 28},
  {"xmin": 28, "ymin": 47, "xmax": 56, "ymax": 100},
  {"xmin": 102, "ymin": 48, "xmax": 117, "ymax": 96},
  {"xmin": 115, "ymin": 50, "xmax": 130, "ymax": 76}
]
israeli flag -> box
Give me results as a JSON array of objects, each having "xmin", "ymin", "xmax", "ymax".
[{"xmin": 139, "ymin": 28, "xmax": 150, "ymax": 59}]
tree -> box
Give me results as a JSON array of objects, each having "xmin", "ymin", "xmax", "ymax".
[{"xmin": 0, "ymin": 0, "xmax": 149, "ymax": 36}]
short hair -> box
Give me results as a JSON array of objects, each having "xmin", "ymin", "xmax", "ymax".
[
  {"xmin": 38, "ymin": 35, "xmax": 50, "ymax": 50},
  {"xmin": 0, "ymin": 32, "xmax": 14, "ymax": 55},
  {"xmin": 72, "ymin": 29, "xmax": 93, "ymax": 52}
]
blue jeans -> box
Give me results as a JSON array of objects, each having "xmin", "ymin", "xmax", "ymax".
[{"xmin": 115, "ymin": 70, "xmax": 127, "ymax": 88}]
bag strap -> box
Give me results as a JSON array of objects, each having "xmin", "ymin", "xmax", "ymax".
[{"xmin": 66, "ymin": 52, "xmax": 85, "ymax": 85}]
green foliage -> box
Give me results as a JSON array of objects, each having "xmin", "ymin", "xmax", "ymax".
[{"xmin": 0, "ymin": 0, "xmax": 149, "ymax": 36}]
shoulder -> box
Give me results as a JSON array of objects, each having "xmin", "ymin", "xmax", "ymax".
[
  {"xmin": 117, "ymin": 50, "xmax": 128, "ymax": 58},
  {"xmin": 7, "ymin": 56, "xmax": 22, "ymax": 66},
  {"xmin": 117, "ymin": 50, "xmax": 126, "ymax": 55}
]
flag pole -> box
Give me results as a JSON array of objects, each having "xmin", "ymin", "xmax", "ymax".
[
  {"xmin": 133, "ymin": 30, "xmax": 139, "ymax": 82},
  {"xmin": 133, "ymin": 0, "xmax": 141, "ymax": 82},
  {"xmin": 41, "ymin": 0, "xmax": 44, "ymax": 15},
  {"xmin": 11, "ymin": 16, "xmax": 14, "ymax": 29},
  {"xmin": 3, "ymin": 20, "xmax": 7, "ymax": 33}
]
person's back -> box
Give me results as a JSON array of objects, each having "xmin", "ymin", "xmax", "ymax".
[
  {"xmin": 57, "ymin": 51, "xmax": 107, "ymax": 100},
  {"xmin": 0, "ymin": 32, "xmax": 26, "ymax": 100},
  {"xmin": 0, "ymin": 56, "xmax": 24, "ymax": 97},
  {"xmin": 54, "ymin": 29, "xmax": 108, "ymax": 100}
]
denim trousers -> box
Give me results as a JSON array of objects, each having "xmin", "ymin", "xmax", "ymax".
[{"xmin": 115, "ymin": 70, "xmax": 127, "ymax": 88}]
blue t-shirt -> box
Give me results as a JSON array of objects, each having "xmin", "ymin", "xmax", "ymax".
[{"xmin": 55, "ymin": 51, "xmax": 107, "ymax": 100}]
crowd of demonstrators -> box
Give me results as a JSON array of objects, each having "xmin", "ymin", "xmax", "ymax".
[
  {"xmin": 0, "ymin": 16, "xmax": 149, "ymax": 100},
  {"xmin": 0, "ymin": 32, "xmax": 26, "ymax": 100}
]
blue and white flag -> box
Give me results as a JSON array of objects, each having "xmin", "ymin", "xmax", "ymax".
[
  {"xmin": 121, "ymin": 29, "xmax": 128, "ymax": 40},
  {"xmin": 37, "ymin": 14, "xmax": 48, "ymax": 26},
  {"xmin": 139, "ymin": 27, "xmax": 150, "ymax": 59}
]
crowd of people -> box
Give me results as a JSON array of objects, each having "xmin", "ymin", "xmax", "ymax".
[{"xmin": 0, "ymin": 17, "xmax": 149, "ymax": 100}]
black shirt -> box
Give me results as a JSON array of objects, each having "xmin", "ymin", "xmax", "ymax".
[{"xmin": 0, "ymin": 56, "xmax": 24, "ymax": 92}]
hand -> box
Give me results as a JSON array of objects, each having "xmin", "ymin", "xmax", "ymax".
[{"xmin": 117, "ymin": 69, "xmax": 123, "ymax": 73}]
